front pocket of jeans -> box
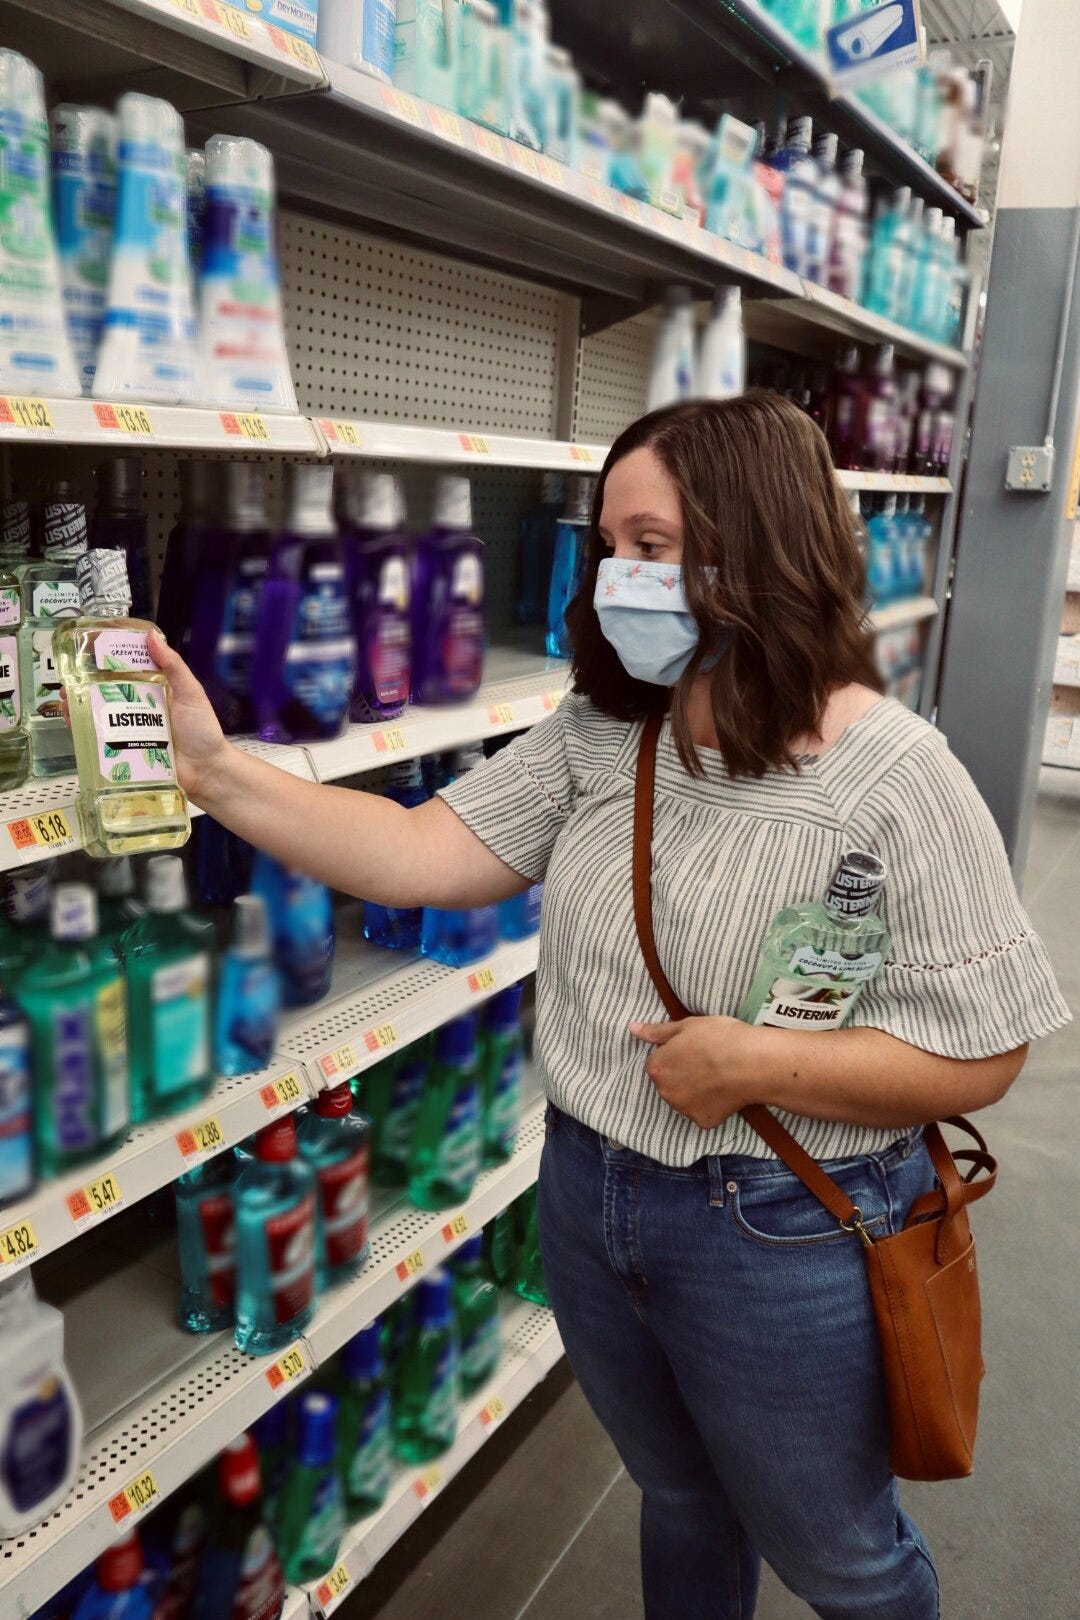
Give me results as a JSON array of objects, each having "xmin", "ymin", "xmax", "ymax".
[{"xmin": 731, "ymin": 1174, "xmax": 888, "ymax": 1247}]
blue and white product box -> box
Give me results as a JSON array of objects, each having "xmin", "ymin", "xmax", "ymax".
[
  {"xmin": 826, "ymin": 0, "xmax": 923, "ymax": 92},
  {"xmin": 223, "ymin": 0, "xmax": 320, "ymax": 47}
]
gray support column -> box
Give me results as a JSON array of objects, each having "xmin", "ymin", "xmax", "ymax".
[{"xmin": 935, "ymin": 0, "xmax": 1080, "ymax": 880}]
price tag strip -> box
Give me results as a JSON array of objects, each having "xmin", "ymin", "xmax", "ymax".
[
  {"xmin": 107, "ymin": 1469, "xmax": 160, "ymax": 1527},
  {"xmin": 442, "ymin": 1214, "xmax": 468, "ymax": 1243},
  {"xmin": 0, "ymin": 396, "xmax": 55, "ymax": 432},
  {"xmin": 93, "ymin": 402, "xmax": 155, "ymax": 437},
  {"xmin": 319, "ymin": 418, "xmax": 363, "ymax": 449},
  {"xmin": 67, "ymin": 1172, "xmax": 123, "ymax": 1231},
  {"xmin": 372, "ymin": 728, "xmax": 407, "ymax": 753},
  {"xmin": 319, "ymin": 1044, "xmax": 357, "ymax": 1081},
  {"xmin": 467, "ymin": 966, "xmax": 497, "ymax": 994},
  {"xmin": 363, "ymin": 1021, "xmax": 398, "ymax": 1055},
  {"xmin": 175, "ymin": 1115, "xmax": 226, "ymax": 1165},
  {"xmin": 0, "ymin": 1216, "xmax": 39, "ymax": 1269},
  {"xmin": 488, "ymin": 702, "xmax": 516, "ymax": 726},
  {"xmin": 5, "ymin": 807, "xmax": 77, "ymax": 859},
  {"xmin": 395, "ymin": 1248, "xmax": 425, "ymax": 1283},
  {"xmin": 315, "ymin": 1563, "xmax": 352, "ymax": 1615},
  {"xmin": 480, "ymin": 1394, "xmax": 508, "ymax": 1427},
  {"xmin": 265, "ymin": 1344, "xmax": 308, "ymax": 1392},
  {"xmin": 220, "ymin": 411, "xmax": 270, "ymax": 442},
  {"xmin": 260, "ymin": 1072, "xmax": 305, "ymax": 1115}
]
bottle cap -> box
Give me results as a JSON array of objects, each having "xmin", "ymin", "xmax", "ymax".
[
  {"xmin": 221, "ymin": 460, "xmax": 268, "ymax": 534},
  {"xmin": 417, "ymin": 1270, "xmax": 454, "ymax": 1328},
  {"xmin": 545, "ymin": 43, "xmax": 572, "ymax": 69},
  {"xmin": 941, "ymin": 216, "xmax": 956, "ymax": 244},
  {"xmin": 256, "ymin": 1116, "xmax": 298, "ymax": 1162},
  {"xmin": 909, "ymin": 195, "xmax": 925, "ymax": 229},
  {"xmin": 76, "ymin": 548, "xmax": 131, "ymax": 615},
  {"xmin": 52, "ymin": 882, "xmax": 97, "ymax": 942},
  {"xmin": 436, "ymin": 1013, "xmax": 478, "ymax": 1067},
  {"xmin": 785, "ymin": 115, "xmax": 813, "ymax": 148},
  {"xmin": 642, "ymin": 91, "xmax": 677, "ymax": 126},
  {"xmin": 676, "ymin": 120, "xmax": 711, "ymax": 154},
  {"xmin": 284, "ymin": 464, "xmax": 336, "ymax": 537},
  {"xmin": 232, "ymin": 893, "xmax": 271, "ymax": 959},
  {"xmin": 146, "ymin": 855, "xmax": 189, "ymax": 914},
  {"xmin": 6, "ymin": 868, "xmax": 51, "ymax": 924},
  {"xmin": 836, "ymin": 341, "xmax": 859, "ymax": 373},
  {"xmin": 315, "ymin": 1080, "xmax": 353, "ymax": 1118},
  {"xmin": 873, "ymin": 343, "xmax": 895, "ymax": 376},
  {"xmin": 924, "ymin": 362, "xmax": 952, "ymax": 398},
  {"xmin": 0, "ymin": 1272, "xmax": 35, "ymax": 1333},
  {"xmin": 186, "ymin": 147, "xmax": 205, "ymax": 197},
  {"xmin": 50, "ymin": 103, "xmax": 116, "ymax": 161},
  {"xmin": 297, "ymin": 1391, "xmax": 338, "ymax": 1467},
  {"xmin": 116, "ymin": 90, "xmax": 184, "ymax": 154},
  {"xmin": 341, "ymin": 1321, "xmax": 383, "ymax": 1380},
  {"xmin": 539, "ymin": 471, "xmax": 565, "ymax": 506},
  {"xmin": 0, "ymin": 50, "xmax": 46, "ymax": 123},
  {"xmin": 96, "ymin": 1530, "xmax": 143, "ymax": 1593},
  {"xmin": 880, "ymin": 494, "xmax": 898, "ymax": 515},
  {"xmin": 453, "ymin": 1234, "xmax": 484, "ymax": 1267},
  {"xmin": 486, "ymin": 981, "xmax": 524, "ymax": 1031},
  {"xmin": 897, "ymin": 493, "xmax": 909, "ymax": 513},
  {"xmin": 96, "ymin": 457, "xmax": 144, "ymax": 516},
  {"xmin": 824, "ymin": 851, "xmax": 886, "ymax": 918},
  {"xmin": 205, "ymin": 132, "xmax": 274, "ymax": 193},
  {"xmin": 218, "ymin": 1433, "xmax": 262, "ymax": 1508},
  {"xmin": 811, "ymin": 131, "xmax": 838, "ymax": 167},
  {"xmin": 432, "ymin": 475, "xmax": 473, "ymax": 531},
  {"xmin": 840, "ymin": 147, "xmax": 864, "ymax": 179},
  {"xmin": 893, "ymin": 184, "xmax": 913, "ymax": 212},
  {"xmin": 338, "ymin": 470, "xmax": 404, "ymax": 532},
  {"xmin": 563, "ymin": 474, "xmax": 594, "ymax": 523},
  {"xmin": 924, "ymin": 205, "xmax": 943, "ymax": 236},
  {"xmin": 98, "ymin": 856, "xmax": 135, "ymax": 900},
  {"xmin": 178, "ymin": 460, "xmax": 217, "ymax": 525},
  {"xmin": 714, "ymin": 284, "xmax": 741, "ymax": 315},
  {"xmin": 665, "ymin": 284, "xmax": 691, "ymax": 308},
  {"xmin": 1, "ymin": 501, "xmax": 30, "ymax": 560}
]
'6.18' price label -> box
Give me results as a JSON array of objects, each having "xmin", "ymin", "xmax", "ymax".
[{"xmin": 6, "ymin": 808, "xmax": 75, "ymax": 856}]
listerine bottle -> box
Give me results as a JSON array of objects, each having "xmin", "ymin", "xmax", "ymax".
[
  {"xmin": 276, "ymin": 1391, "xmax": 347, "ymax": 1584},
  {"xmin": 480, "ymin": 982, "xmax": 524, "ymax": 1166},
  {"xmin": 369, "ymin": 1043, "xmax": 426, "ymax": 1186},
  {"xmin": 215, "ymin": 894, "xmax": 281, "ymax": 1078},
  {"xmin": 545, "ymin": 473, "xmax": 593, "ymax": 659},
  {"xmin": 175, "ymin": 1151, "xmax": 239, "ymax": 1333},
  {"xmin": 234, "ymin": 1116, "xmax": 317, "ymax": 1355},
  {"xmin": 90, "ymin": 457, "xmax": 152, "ymax": 620},
  {"xmin": 16, "ymin": 881, "xmax": 129, "ymax": 1177},
  {"xmin": 0, "ymin": 557, "xmax": 27, "ymax": 789},
  {"xmin": 331, "ymin": 1321, "xmax": 393, "ymax": 1518},
  {"xmin": 96, "ymin": 855, "xmax": 143, "ymax": 954},
  {"xmin": 737, "ymin": 851, "xmax": 889, "ymax": 1031},
  {"xmin": 297, "ymin": 1080, "xmax": 370, "ymax": 1289},
  {"xmin": 51, "ymin": 549, "xmax": 190, "ymax": 856},
  {"xmin": 512, "ymin": 1186, "xmax": 548, "ymax": 1306},
  {"xmin": 121, "ymin": 855, "xmax": 214, "ymax": 1122},
  {"xmin": 484, "ymin": 1205, "xmax": 518, "ymax": 1288},
  {"xmin": 407, "ymin": 1015, "xmax": 482, "ymax": 1211},
  {"xmin": 18, "ymin": 477, "xmax": 87, "ymax": 778},
  {"xmin": 363, "ymin": 759, "xmax": 426, "ymax": 951},
  {"xmin": 394, "ymin": 1270, "xmax": 460, "ymax": 1463},
  {"xmin": 451, "ymin": 1235, "xmax": 501, "ymax": 1394},
  {"xmin": 156, "ymin": 459, "xmax": 216, "ymax": 654},
  {"xmin": 193, "ymin": 1432, "xmax": 285, "ymax": 1620},
  {"xmin": 0, "ymin": 868, "xmax": 52, "ymax": 993}
]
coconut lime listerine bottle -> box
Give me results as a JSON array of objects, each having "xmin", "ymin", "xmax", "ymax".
[{"xmin": 738, "ymin": 851, "xmax": 890, "ymax": 1031}]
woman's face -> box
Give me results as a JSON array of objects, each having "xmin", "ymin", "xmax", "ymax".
[{"xmin": 598, "ymin": 446, "xmax": 685, "ymax": 567}]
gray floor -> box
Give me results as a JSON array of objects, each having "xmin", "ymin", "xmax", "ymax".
[{"xmin": 345, "ymin": 771, "xmax": 1080, "ymax": 1620}]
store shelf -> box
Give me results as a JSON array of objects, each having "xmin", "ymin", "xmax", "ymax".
[
  {"xmin": 869, "ymin": 597, "xmax": 939, "ymax": 632},
  {"xmin": 1043, "ymin": 717, "xmax": 1080, "ymax": 770},
  {"xmin": 306, "ymin": 1297, "xmax": 562, "ymax": 1613},
  {"xmin": 835, "ymin": 472, "xmax": 952, "ymax": 495},
  {"xmin": 0, "ymin": 398, "xmax": 322, "ymax": 453},
  {"xmin": 317, "ymin": 419, "xmax": 607, "ymax": 472},
  {"xmin": 283, "ymin": 1590, "xmax": 312, "ymax": 1620},
  {"xmin": 1053, "ymin": 638, "xmax": 1080, "ymax": 688},
  {"xmin": 106, "ymin": 0, "xmax": 326, "ymax": 85}
]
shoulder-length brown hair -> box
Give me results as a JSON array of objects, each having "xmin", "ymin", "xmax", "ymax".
[{"xmin": 565, "ymin": 390, "xmax": 882, "ymax": 777}]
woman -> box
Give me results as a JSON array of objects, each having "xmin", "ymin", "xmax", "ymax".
[{"xmin": 153, "ymin": 393, "xmax": 1069, "ymax": 1619}]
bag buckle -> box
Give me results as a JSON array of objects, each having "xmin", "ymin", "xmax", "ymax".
[{"xmin": 840, "ymin": 1206, "xmax": 874, "ymax": 1247}]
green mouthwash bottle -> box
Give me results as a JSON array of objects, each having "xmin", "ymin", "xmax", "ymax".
[
  {"xmin": 480, "ymin": 982, "xmax": 524, "ymax": 1166},
  {"xmin": 297, "ymin": 1080, "xmax": 370, "ymax": 1289},
  {"xmin": 512, "ymin": 1187, "xmax": 548, "ymax": 1306},
  {"xmin": 451, "ymin": 1235, "xmax": 501, "ymax": 1394},
  {"xmin": 369, "ymin": 1043, "xmax": 427, "ymax": 1186},
  {"xmin": 234, "ymin": 1117, "xmax": 317, "ymax": 1356},
  {"xmin": 16, "ymin": 881, "xmax": 129, "ymax": 1177},
  {"xmin": 96, "ymin": 855, "xmax": 144, "ymax": 952},
  {"xmin": 407, "ymin": 1016, "xmax": 482, "ymax": 1211},
  {"xmin": 331, "ymin": 1321, "xmax": 393, "ymax": 1518},
  {"xmin": 276, "ymin": 1391, "xmax": 347, "ymax": 1584},
  {"xmin": 484, "ymin": 1206, "xmax": 518, "ymax": 1288},
  {"xmin": 737, "ymin": 851, "xmax": 890, "ymax": 1031},
  {"xmin": 17, "ymin": 478, "xmax": 87, "ymax": 779},
  {"xmin": 121, "ymin": 855, "xmax": 214, "ymax": 1122},
  {"xmin": 394, "ymin": 1271, "xmax": 460, "ymax": 1463},
  {"xmin": 175, "ymin": 1151, "xmax": 239, "ymax": 1333}
]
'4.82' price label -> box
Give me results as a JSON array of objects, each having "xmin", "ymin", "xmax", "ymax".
[{"xmin": 0, "ymin": 1218, "xmax": 38, "ymax": 1269}]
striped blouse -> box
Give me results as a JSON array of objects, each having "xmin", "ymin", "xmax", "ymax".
[{"xmin": 439, "ymin": 694, "xmax": 1071, "ymax": 1166}]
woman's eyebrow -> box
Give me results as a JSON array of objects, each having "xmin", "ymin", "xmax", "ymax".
[{"xmin": 625, "ymin": 512, "xmax": 679, "ymax": 528}]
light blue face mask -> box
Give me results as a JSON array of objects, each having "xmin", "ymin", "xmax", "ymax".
[{"xmin": 594, "ymin": 558, "xmax": 711, "ymax": 686}]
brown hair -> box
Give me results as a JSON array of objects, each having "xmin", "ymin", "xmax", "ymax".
[{"xmin": 565, "ymin": 390, "xmax": 882, "ymax": 778}]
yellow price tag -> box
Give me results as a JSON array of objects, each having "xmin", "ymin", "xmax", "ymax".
[
  {"xmin": 442, "ymin": 1213, "xmax": 468, "ymax": 1242},
  {"xmin": 266, "ymin": 1345, "xmax": 307, "ymax": 1391},
  {"xmin": 472, "ymin": 126, "xmax": 507, "ymax": 163},
  {"xmin": 373, "ymin": 728, "xmax": 407, "ymax": 753},
  {"xmin": 286, "ymin": 34, "xmax": 320, "ymax": 69},
  {"xmin": 177, "ymin": 1115, "xmax": 225, "ymax": 1161},
  {"xmin": 426, "ymin": 106, "xmax": 465, "ymax": 144},
  {"xmin": 68, "ymin": 1172, "xmax": 123, "ymax": 1228},
  {"xmin": 1, "ymin": 396, "xmax": 55, "ymax": 432},
  {"xmin": 261, "ymin": 1072, "xmax": 304, "ymax": 1113},
  {"xmin": 172, "ymin": 0, "xmax": 200, "ymax": 16},
  {"xmin": 467, "ymin": 967, "xmax": 496, "ymax": 993},
  {"xmin": 216, "ymin": 2, "xmax": 250, "ymax": 36},
  {"xmin": 0, "ymin": 1217, "xmax": 38, "ymax": 1267},
  {"xmin": 221, "ymin": 411, "xmax": 270, "ymax": 441},
  {"xmin": 363, "ymin": 1022, "xmax": 397, "ymax": 1054},
  {"xmin": 316, "ymin": 1564, "xmax": 352, "ymax": 1612},
  {"xmin": 414, "ymin": 1464, "xmax": 443, "ymax": 1500},
  {"xmin": 543, "ymin": 689, "xmax": 564, "ymax": 712},
  {"xmin": 396, "ymin": 1248, "xmax": 425, "ymax": 1282},
  {"xmin": 7, "ymin": 808, "xmax": 75, "ymax": 854},
  {"xmin": 320, "ymin": 1043, "xmax": 357, "ymax": 1080},
  {"xmin": 510, "ymin": 144, "xmax": 540, "ymax": 178},
  {"xmin": 116, "ymin": 404, "xmax": 154, "ymax": 436},
  {"xmin": 458, "ymin": 433, "xmax": 490, "ymax": 455},
  {"xmin": 108, "ymin": 1469, "xmax": 160, "ymax": 1525},
  {"xmin": 481, "ymin": 1394, "xmax": 507, "ymax": 1426},
  {"xmin": 382, "ymin": 87, "xmax": 424, "ymax": 126},
  {"xmin": 538, "ymin": 155, "xmax": 564, "ymax": 188},
  {"xmin": 324, "ymin": 418, "xmax": 362, "ymax": 448},
  {"xmin": 569, "ymin": 445, "xmax": 595, "ymax": 464},
  {"xmin": 488, "ymin": 702, "xmax": 516, "ymax": 725}
]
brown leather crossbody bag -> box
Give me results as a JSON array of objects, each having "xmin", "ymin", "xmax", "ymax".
[{"xmin": 632, "ymin": 712, "xmax": 997, "ymax": 1482}]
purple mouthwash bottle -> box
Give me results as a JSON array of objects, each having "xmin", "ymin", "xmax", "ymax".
[
  {"xmin": 254, "ymin": 464, "xmax": 356, "ymax": 744},
  {"xmin": 156, "ymin": 461, "xmax": 216, "ymax": 655},
  {"xmin": 410, "ymin": 475, "xmax": 485, "ymax": 706},
  {"xmin": 90, "ymin": 457, "xmax": 152, "ymax": 619},
  {"xmin": 187, "ymin": 461, "xmax": 270, "ymax": 735},
  {"xmin": 337, "ymin": 469, "xmax": 411, "ymax": 723}
]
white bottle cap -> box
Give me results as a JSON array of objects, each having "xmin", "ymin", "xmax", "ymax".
[
  {"xmin": 564, "ymin": 475, "xmax": 594, "ymax": 522},
  {"xmin": 0, "ymin": 1271, "xmax": 34, "ymax": 1332},
  {"xmin": 284, "ymin": 464, "xmax": 336, "ymax": 537},
  {"xmin": 146, "ymin": 855, "xmax": 188, "ymax": 914},
  {"xmin": 98, "ymin": 856, "xmax": 135, "ymax": 900},
  {"xmin": 351, "ymin": 471, "xmax": 405, "ymax": 531},
  {"xmin": 925, "ymin": 205, "xmax": 943, "ymax": 236},
  {"xmin": 715, "ymin": 285, "xmax": 741, "ymax": 314},
  {"xmin": 186, "ymin": 148, "xmax": 205, "ymax": 192},
  {"xmin": 52, "ymin": 882, "xmax": 97, "ymax": 942},
  {"xmin": 232, "ymin": 893, "xmax": 271, "ymax": 959},
  {"xmin": 676, "ymin": 121, "xmax": 711, "ymax": 155},
  {"xmin": 116, "ymin": 91, "xmax": 184, "ymax": 155},
  {"xmin": 545, "ymin": 44, "xmax": 572, "ymax": 69},
  {"xmin": 50, "ymin": 104, "xmax": 117, "ymax": 163},
  {"xmin": 77, "ymin": 549, "xmax": 131, "ymax": 615},
  {"xmin": 0, "ymin": 51, "xmax": 46, "ymax": 123},
  {"xmin": 941, "ymin": 216, "xmax": 956, "ymax": 244},
  {"xmin": 540, "ymin": 472, "xmax": 565, "ymax": 506},
  {"xmin": 204, "ymin": 133, "xmax": 274, "ymax": 193},
  {"xmin": 432, "ymin": 475, "xmax": 473, "ymax": 531},
  {"xmin": 6, "ymin": 868, "xmax": 51, "ymax": 924},
  {"xmin": 642, "ymin": 92, "xmax": 677, "ymax": 127}
]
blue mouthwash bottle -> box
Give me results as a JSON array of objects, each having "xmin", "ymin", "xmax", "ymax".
[
  {"xmin": 0, "ymin": 995, "xmax": 33, "ymax": 1210},
  {"xmin": 251, "ymin": 851, "xmax": 335, "ymax": 1008},
  {"xmin": 297, "ymin": 1080, "xmax": 370, "ymax": 1289},
  {"xmin": 215, "ymin": 894, "xmax": 281, "ymax": 1078},
  {"xmin": 332, "ymin": 1321, "xmax": 393, "ymax": 1518},
  {"xmin": 394, "ymin": 1270, "xmax": 460, "ymax": 1463},
  {"xmin": 421, "ymin": 747, "xmax": 498, "ymax": 968},
  {"xmin": 545, "ymin": 474, "xmax": 593, "ymax": 659},
  {"xmin": 186, "ymin": 461, "xmax": 270, "ymax": 736},
  {"xmin": 234, "ymin": 1117, "xmax": 317, "ymax": 1355},
  {"xmin": 252, "ymin": 1401, "xmax": 291, "ymax": 1526},
  {"xmin": 498, "ymin": 883, "xmax": 542, "ymax": 941},
  {"xmin": 866, "ymin": 496, "xmax": 900, "ymax": 606},
  {"xmin": 338, "ymin": 469, "xmax": 411, "ymax": 724},
  {"xmin": 363, "ymin": 759, "xmax": 427, "ymax": 951},
  {"xmin": 407, "ymin": 1015, "xmax": 482, "ymax": 1211},
  {"xmin": 865, "ymin": 186, "xmax": 912, "ymax": 322},
  {"xmin": 772, "ymin": 117, "xmax": 817, "ymax": 278},
  {"xmin": 368, "ymin": 1044, "xmax": 427, "ymax": 1186},
  {"xmin": 451, "ymin": 1235, "xmax": 502, "ymax": 1394},
  {"xmin": 194, "ymin": 815, "xmax": 254, "ymax": 908},
  {"xmin": 276, "ymin": 1391, "xmax": 347, "ymax": 1584},
  {"xmin": 480, "ymin": 982, "xmax": 524, "ymax": 1166},
  {"xmin": 517, "ymin": 473, "xmax": 563, "ymax": 625},
  {"xmin": 155, "ymin": 460, "xmax": 215, "ymax": 655},
  {"xmin": 71, "ymin": 1531, "xmax": 156, "ymax": 1620},
  {"xmin": 175, "ymin": 1151, "xmax": 239, "ymax": 1333}
]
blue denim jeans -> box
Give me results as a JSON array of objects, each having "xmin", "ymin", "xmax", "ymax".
[{"xmin": 536, "ymin": 1107, "xmax": 941, "ymax": 1620}]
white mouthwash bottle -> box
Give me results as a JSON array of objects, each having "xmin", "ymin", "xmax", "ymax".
[{"xmin": 0, "ymin": 1270, "xmax": 83, "ymax": 1534}]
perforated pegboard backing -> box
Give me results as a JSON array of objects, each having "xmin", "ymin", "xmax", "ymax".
[{"xmin": 573, "ymin": 314, "xmax": 653, "ymax": 444}]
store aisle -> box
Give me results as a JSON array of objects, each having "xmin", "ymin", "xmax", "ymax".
[{"xmin": 351, "ymin": 773, "xmax": 1080, "ymax": 1620}]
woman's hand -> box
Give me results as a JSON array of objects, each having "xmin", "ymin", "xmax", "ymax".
[
  {"xmin": 630, "ymin": 1016, "xmax": 758, "ymax": 1129},
  {"xmin": 148, "ymin": 630, "xmax": 232, "ymax": 805}
]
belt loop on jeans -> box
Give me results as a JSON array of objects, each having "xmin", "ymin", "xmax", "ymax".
[{"xmin": 707, "ymin": 1156, "xmax": 727, "ymax": 1208}]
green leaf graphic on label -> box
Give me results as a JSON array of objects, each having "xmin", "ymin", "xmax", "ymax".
[
  {"xmin": 98, "ymin": 683, "xmax": 127, "ymax": 703},
  {"xmin": 120, "ymin": 683, "xmax": 136, "ymax": 702},
  {"xmin": 104, "ymin": 656, "xmax": 125, "ymax": 671},
  {"xmin": 145, "ymin": 691, "xmax": 157, "ymax": 707},
  {"xmin": 149, "ymin": 748, "xmax": 171, "ymax": 771},
  {"xmin": 109, "ymin": 761, "xmax": 132, "ymax": 783},
  {"xmin": 0, "ymin": 698, "xmax": 14, "ymax": 720},
  {"xmin": 103, "ymin": 742, "xmax": 119, "ymax": 758}
]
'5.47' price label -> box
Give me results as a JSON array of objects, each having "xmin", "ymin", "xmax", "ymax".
[{"xmin": 67, "ymin": 1172, "xmax": 123, "ymax": 1230}]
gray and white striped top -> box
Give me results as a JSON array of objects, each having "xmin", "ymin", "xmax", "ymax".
[{"xmin": 440, "ymin": 695, "xmax": 1071, "ymax": 1166}]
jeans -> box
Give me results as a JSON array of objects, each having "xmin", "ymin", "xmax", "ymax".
[{"xmin": 536, "ymin": 1107, "xmax": 941, "ymax": 1620}]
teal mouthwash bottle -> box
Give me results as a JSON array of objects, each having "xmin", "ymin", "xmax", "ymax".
[
  {"xmin": 407, "ymin": 1015, "xmax": 482, "ymax": 1211},
  {"xmin": 498, "ymin": 882, "xmax": 542, "ymax": 941},
  {"xmin": 394, "ymin": 1270, "xmax": 460, "ymax": 1463},
  {"xmin": 332, "ymin": 1321, "xmax": 393, "ymax": 1518},
  {"xmin": 451, "ymin": 1235, "xmax": 501, "ymax": 1394},
  {"xmin": 175, "ymin": 1151, "xmax": 239, "ymax": 1333},
  {"xmin": 96, "ymin": 855, "xmax": 143, "ymax": 953},
  {"xmin": 737, "ymin": 851, "xmax": 890, "ymax": 1030},
  {"xmin": 121, "ymin": 855, "xmax": 214, "ymax": 1122},
  {"xmin": 420, "ymin": 747, "xmax": 499, "ymax": 967},
  {"xmin": 276, "ymin": 1391, "xmax": 347, "ymax": 1584},
  {"xmin": 369, "ymin": 1044, "xmax": 427, "ymax": 1186},
  {"xmin": 480, "ymin": 982, "xmax": 524, "ymax": 1166},
  {"xmin": 297, "ymin": 1079, "xmax": 370, "ymax": 1289},
  {"xmin": 17, "ymin": 881, "xmax": 129, "ymax": 1177},
  {"xmin": 234, "ymin": 1116, "xmax": 317, "ymax": 1356},
  {"xmin": 251, "ymin": 1402, "xmax": 290, "ymax": 1526},
  {"xmin": 512, "ymin": 1187, "xmax": 548, "ymax": 1306},
  {"xmin": 484, "ymin": 1206, "xmax": 518, "ymax": 1288},
  {"xmin": 214, "ymin": 893, "xmax": 281, "ymax": 1078}
]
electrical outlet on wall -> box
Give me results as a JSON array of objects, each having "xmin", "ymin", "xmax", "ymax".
[{"xmin": 1005, "ymin": 444, "xmax": 1055, "ymax": 491}]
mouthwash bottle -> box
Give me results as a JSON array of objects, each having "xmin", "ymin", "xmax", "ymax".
[
  {"xmin": 215, "ymin": 894, "xmax": 281, "ymax": 1078},
  {"xmin": 121, "ymin": 855, "xmax": 213, "ymax": 1123},
  {"xmin": 865, "ymin": 496, "xmax": 899, "ymax": 606},
  {"xmin": 499, "ymin": 883, "xmax": 542, "ymax": 942},
  {"xmin": 738, "ymin": 851, "xmax": 889, "ymax": 1031},
  {"xmin": 276, "ymin": 1391, "xmax": 347, "ymax": 1583},
  {"xmin": 90, "ymin": 458, "xmax": 152, "ymax": 620},
  {"xmin": 407, "ymin": 1015, "xmax": 482, "ymax": 1211},
  {"xmin": 480, "ymin": 982, "xmax": 524, "ymax": 1166},
  {"xmin": 17, "ymin": 882, "xmax": 128, "ymax": 1178},
  {"xmin": 421, "ymin": 747, "xmax": 498, "ymax": 967},
  {"xmin": 71, "ymin": 1532, "xmax": 155, "ymax": 1620},
  {"xmin": 52, "ymin": 549, "xmax": 190, "ymax": 856},
  {"xmin": 829, "ymin": 148, "xmax": 868, "ymax": 301},
  {"xmin": 252, "ymin": 1402, "xmax": 290, "ymax": 1525},
  {"xmin": 410, "ymin": 476, "xmax": 485, "ymax": 705},
  {"xmin": 156, "ymin": 460, "xmax": 216, "ymax": 654},
  {"xmin": 186, "ymin": 461, "xmax": 270, "ymax": 736},
  {"xmin": 251, "ymin": 851, "xmax": 335, "ymax": 1007},
  {"xmin": 512, "ymin": 1186, "xmax": 548, "ymax": 1305},
  {"xmin": 773, "ymin": 118, "xmax": 817, "ymax": 278},
  {"xmin": 394, "ymin": 1271, "xmax": 460, "ymax": 1462},
  {"xmin": 254, "ymin": 464, "xmax": 356, "ymax": 744},
  {"xmin": 195, "ymin": 814, "xmax": 254, "ymax": 908},
  {"xmin": 363, "ymin": 759, "xmax": 426, "ymax": 951},
  {"xmin": 0, "ymin": 561, "xmax": 27, "ymax": 790},
  {"xmin": 194, "ymin": 1433, "xmax": 285, "ymax": 1620},
  {"xmin": 0, "ymin": 869, "xmax": 52, "ymax": 990},
  {"xmin": 865, "ymin": 186, "xmax": 912, "ymax": 323},
  {"xmin": 338, "ymin": 470, "xmax": 411, "ymax": 724},
  {"xmin": 452, "ymin": 1236, "xmax": 501, "ymax": 1394},
  {"xmin": 332, "ymin": 1321, "xmax": 393, "ymax": 1518},
  {"xmin": 517, "ymin": 473, "xmax": 563, "ymax": 626},
  {"xmin": 18, "ymin": 479, "xmax": 87, "ymax": 779},
  {"xmin": 175, "ymin": 1151, "xmax": 239, "ymax": 1333},
  {"xmin": 0, "ymin": 1271, "xmax": 84, "ymax": 1535},
  {"xmin": 0, "ymin": 996, "xmax": 33, "ymax": 1209},
  {"xmin": 234, "ymin": 1116, "xmax": 317, "ymax": 1355},
  {"xmin": 297, "ymin": 1080, "xmax": 370, "ymax": 1288},
  {"xmin": 645, "ymin": 285, "xmax": 695, "ymax": 413},
  {"xmin": 545, "ymin": 474, "xmax": 593, "ymax": 659},
  {"xmin": 96, "ymin": 857, "xmax": 143, "ymax": 953},
  {"xmin": 368, "ymin": 1044, "xmax": 427, "ymax": 1186},
  {"xmin": 484, "ymin": 1205, "xmax": 518, "ymax": 1287},
  {"xmin": 855, "ymin": 343, "xmax": 898, "ymax": 474}
]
